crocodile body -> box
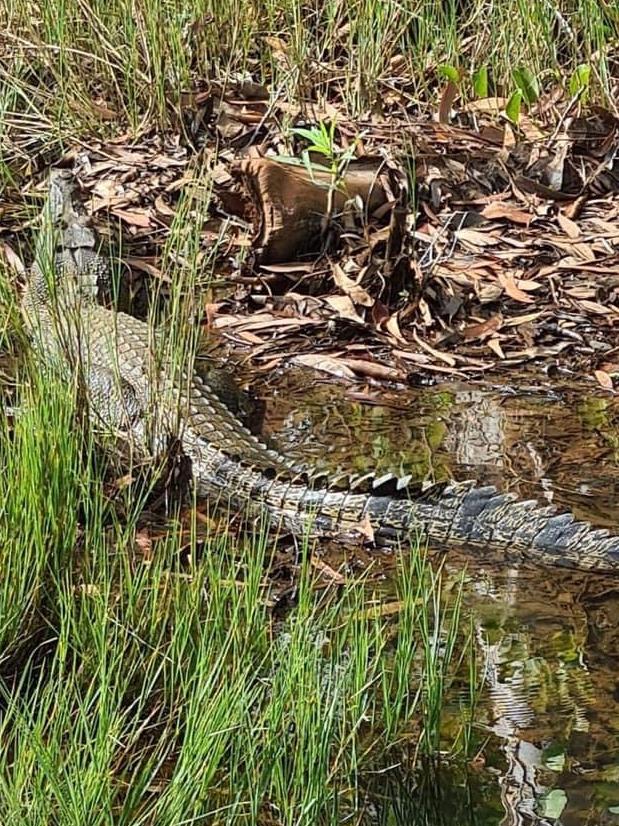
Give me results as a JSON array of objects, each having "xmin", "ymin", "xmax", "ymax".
[{"xmin": 22, "ymin": 169, "xmax": 619, "ymax": 573}]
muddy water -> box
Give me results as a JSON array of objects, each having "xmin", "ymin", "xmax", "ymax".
[{"xmin": 234, "ymin": 367, "xmax": 619, "ymax": 825}]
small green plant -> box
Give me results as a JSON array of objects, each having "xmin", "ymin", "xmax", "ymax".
[
  {"xmin": 292, "ymin": 120, "xmax": 358, "ymax": 187},
  {"xmin": 505, "ymin": 65, "xmax": 539, "ymax": 124},
  {"xmin": 512, "ymin": 65, "xmax": 540, "ymax": 106},
  {"xmin": 437, "ymin": 63, "xmax": 461, "ymax": 85},
  {"xmin": 505, "ymin": 88, "xmax": 524, "ymax": 124},
  {"xmin": 472, "ymin": 65, "xmax": 489, "ymax": 98},
  {"xmin": 278, "ymin": 118, "xmax": 360, "ymax": 230}
]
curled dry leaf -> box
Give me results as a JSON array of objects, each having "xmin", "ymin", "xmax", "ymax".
[
  {"xmin": 455, "ymin": 228, "xmax": 499, "ymax": 249},
  {"xmin": 203, "ymin": 302, "xmax": 223, "ymax": 327},
  {"xmin": 342, "ymin": 358, "xmax": 406, "ymax": 382},
  {"xmin": 293, "ymin": 353, "xmax": 357, "ymax": 380},
  {"xmin": 310, "ymin": 555, "xmax": 346, "ymax": 584},
  {"xmin": 578, "ymin": 299, "xmax": 614, "ymax": 315},
  {"xmin": 125, "ymin": 257, "xmax": 166, "ymax": 281},
  {"xmin": 91, "ymin": 178, "xmax": 129, "ymax": 211},
  {"xmin": 332, "ymin": 263, "xmax": 374, "ymax": 307},
  {"xmin": 516, "ymin": 115, "xmax": 547, "ymax": 142},
  {"xmin": 486, "ymin": 337, "xmax": 505, "ymax": 359},
  {"xmin": 480, "ymin": 202, "xmax": 533, "ymax": 225},
  {"xmin": 154, "ymin": 194, "xmax": 176, "ymax": 219},
  {"xmin": 358, "ymin": 600, "xmax": 404, "ymax": 621},
  {"xmin": 384, "ymin": 313, "xmax": 407, "ymax": 343},
  {"xmin": 91, "ymin": 99, "xmax": 118, "ymax": 121},
  {"xmin": 354, "ymin": 512, "xmax": 375, "ymax": 544},
  {"xmin": 135, "ymin": 528, "xmax": 153, "ymax": 559},
  {"xmin": 1, "ymin": 243, "xmax": 25, "ymax": 275},
  {"xmin": 411, "ymin": 331, "xmax": 457, "ymax": 366},
  {"xmin": 462, "ymin": 313, "xmax": 503, "ymax": 340},
  {"xmin": 461, "ymin": 97, "xmax": 509, "ymax": 114},
  {"xmin": 112, "ymin": 207, "xmax": 152, "ymax": 228},
  {"xmin": 502, "ymin": 311, "xmax": 544, "ymax": 327},
  {"xmin": 498, "ymin": 273, "xmax": 535, "ymax": 303},
  {"xmin": 556, "ymin": 210, "xmax": 581, "ymax": 239},
  {"xmin": 325, "ymin": 294, "xmax": 365, "ymax": 323}
]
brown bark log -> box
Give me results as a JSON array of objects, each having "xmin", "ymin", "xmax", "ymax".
[{"xmin": 232, "ymin": 157, "xmax": 391, "ymax": 264}]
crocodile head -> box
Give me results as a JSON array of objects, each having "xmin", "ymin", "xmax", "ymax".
[{"xmin": 28, "ymin": 169, "xmax": 109, "ymax": 308}]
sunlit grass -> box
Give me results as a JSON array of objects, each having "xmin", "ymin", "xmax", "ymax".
[
  {"xmin": 0, "ymin": 354, "xmax": 477, "ymax": 823},
  {"xmin": 0, "ymin": 213, "xmax": 479, "ymax": 822},
  {"xmin": 1, "ymin": 0, "xmax": 617, "ymax": 175}
]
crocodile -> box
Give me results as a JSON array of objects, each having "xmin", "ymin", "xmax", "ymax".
[{"xmin": 21, "ymin": 168, "xmax": 619, "ymax": 573}]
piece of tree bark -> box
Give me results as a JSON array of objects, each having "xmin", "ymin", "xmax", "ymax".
[{"xmin": 231, "ymin": 157, "xmax": 391, "ymax": 263}]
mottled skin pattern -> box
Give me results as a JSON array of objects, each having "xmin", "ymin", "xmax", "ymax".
[{"xmin": 22, "ymin": 170, "xmax": 619, "ymax": 573}]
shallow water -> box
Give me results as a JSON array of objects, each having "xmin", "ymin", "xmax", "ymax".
[{"xmin": 233, "ymin": 366, "xmax": 619, "ymax": 825}]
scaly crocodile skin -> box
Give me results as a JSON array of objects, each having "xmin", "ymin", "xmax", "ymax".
[{"xmin": 21, "ymin": 169, "xmax": 619, "ymax": 573}]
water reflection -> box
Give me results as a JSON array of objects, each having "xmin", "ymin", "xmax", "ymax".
[
  {"xmin": 453, "ymin": 561, "xmax": 619, "ymax": 825},
  {"xmin": 252, "ymin": 373, "xmax": 619, "ymax": 525},
  {"xmin": 365, "ymin": 761, "xmax": 503, "ymax": 825},
  {"xmin": 241, "ymin": 369, "xmax": 619, "ymax": 824}
]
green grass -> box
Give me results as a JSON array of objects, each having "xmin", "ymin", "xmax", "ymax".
[
  {"xmin": 0, "ymin": 350, "xmax": 476, "ymax": 824},
  {"xmin": 1, "ymin": 0, "xmax": 618, "ymax": 180},
  {"xmin": 0, "ymin": 182, "xmax": 478, "ymax": 822}
]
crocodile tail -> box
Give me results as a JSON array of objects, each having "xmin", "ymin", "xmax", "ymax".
[{"xmin": 367, "ymin": 480, "xmax": 619, "ymax": 572}]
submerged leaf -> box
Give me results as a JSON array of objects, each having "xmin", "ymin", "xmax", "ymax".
[{"xmin": 537, "ymin": 789, "xmax": 567, "ymax": 820}]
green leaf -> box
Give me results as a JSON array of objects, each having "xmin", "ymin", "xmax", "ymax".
[
  {"xmin": 569, "ymin": 63, "xmax": 591, "ymax": 98},
  {"xmin": 513, "ymin": 66, "xmax": 540, "ymax": 104},
  {"xmin": 438, "ymin": 64, "xmax": 460, "ymax": 84},
  {"xmin": 294, "ymin": 127, "xmax": 328, "ymax": 155},
  {"xmin": 473, "ymin": 65, "xmax": 488, "ymax": 98},
  {"xmin": 293, "ymin": 121, "xmax": 339, "ymax": 160},
  {"xmin": 538, "ymin": 789, "xmax": 567, "ymax": 820},
  {"xmin": 505, "ymin": 89, "xmax": 523, "ymax": 124},
  {"xmin": 608, "ymin": 805, "xmax": 619, "ymax": 814},
  {"xmin": 293, "ymin": 126, "xmax": 321, "ymax": 143}
]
